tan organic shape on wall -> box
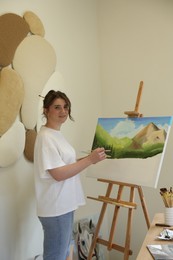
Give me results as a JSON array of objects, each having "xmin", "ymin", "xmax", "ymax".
[
  {"xmin": 0, "ymin": 121, "xmax": 25, "ymax": 167},
  {"xmin": 24, "ymin": 129, "xmax": 37, "ymax": 162},
  {"xmin": 13, "ymin": 35, "xmax": 57, "ymax": 130},
  {"xmin": 23, "ymin": 11, "xmax": 45, "ymax": 37},
  {"xmin": 0, "ymin": 67, "xmax": 24, "ymax": 136},
  {"xmin": 0, "ymin": 13, "xmax": 29, "ymax": 67},
  {"xmin": 0, "ymin": 10, "xmax": 57, "ymax": 164}
]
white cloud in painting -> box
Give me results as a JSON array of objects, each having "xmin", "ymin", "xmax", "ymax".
[
  {"xmin": 109, "ymin": 120, "xmax": 169, "ymax": 139},
  {"xmin": 110, "ymin": 120, "xmax": 143, "ymax": 138}
]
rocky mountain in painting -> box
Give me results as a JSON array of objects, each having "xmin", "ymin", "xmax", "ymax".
[{"xmin": 131, "ymin": 123, "xmax": 166, "ymax": 149}]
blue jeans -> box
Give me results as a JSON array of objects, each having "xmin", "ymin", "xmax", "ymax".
[{"xmin": 39, "ymin": 211, "xmax": 74, "ymax": 260}]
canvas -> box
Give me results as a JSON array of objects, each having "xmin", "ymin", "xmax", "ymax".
[{"xmin": 87, "ymin": 116, "xmax": 173, "ymax": 188}]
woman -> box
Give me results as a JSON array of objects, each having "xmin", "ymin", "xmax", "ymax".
[{"xmin": 34, "ymin": 90, "xmax": 106, "ymax": 260}]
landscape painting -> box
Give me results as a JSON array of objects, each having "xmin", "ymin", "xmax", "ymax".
[{"xmin": 87, "ymin": 116, "xmax": 173, "ymax": 188}]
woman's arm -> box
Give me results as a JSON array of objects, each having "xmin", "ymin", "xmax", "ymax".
[{"xmin": 48, "ymin": 147, "xmax": 106, "ymax": 181}]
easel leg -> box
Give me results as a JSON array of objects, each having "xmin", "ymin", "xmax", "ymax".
[
  {"xmin": 137, "ymin": 186, "xmax": 150, "ymax": 229},
  {"xmin": 87, "ymin": 182, "xmax": 113, "ymax": 260},
  {"xmin": 124, "ymin": 186, "xmax": 135, "ymax": 260},
  {"xmin": 108, "ymin": 185, "xmax": 124, "ymax": 250}
]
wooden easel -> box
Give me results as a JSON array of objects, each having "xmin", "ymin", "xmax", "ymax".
[{"xmin": 87, "ymin": 81, "xmax": 150, "ymax": 260}]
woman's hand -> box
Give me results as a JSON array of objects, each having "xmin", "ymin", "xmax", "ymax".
[{"xmin": 89, "ymin": 147, "xmax": 106, "ymax": 164}]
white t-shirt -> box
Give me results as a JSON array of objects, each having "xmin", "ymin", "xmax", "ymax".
[{"xmin": 34, "ymin": 126, "xmax": 86, "ymax": 217}]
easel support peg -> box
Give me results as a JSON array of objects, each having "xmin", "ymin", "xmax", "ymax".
[{"xmin": 124, "ymin": 81, "xmax": 144, "ymax": 118}]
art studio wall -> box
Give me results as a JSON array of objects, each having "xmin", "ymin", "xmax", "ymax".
[
  {"xmin": 1, "ymin": 1, "xmax": 173, "ymax": 260},
  {"xmin": 98, "ymin": 1, "xmax": 173, "ymax": 259}
]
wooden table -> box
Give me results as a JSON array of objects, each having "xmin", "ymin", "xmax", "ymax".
[{"xmin": 137, "ymin": 213, "xmax": 173, "ymax": 259}]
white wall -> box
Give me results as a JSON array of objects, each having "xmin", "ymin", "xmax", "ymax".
[
  {"xmin": 98, "ymin": 0, "xmax": 173, "ymax": 259},
  {"xmin": 1, "ymin": 0, "xmax": 173, "ymax": 260}
]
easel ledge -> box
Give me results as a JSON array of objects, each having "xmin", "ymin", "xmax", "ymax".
[{"xmin": 88, "ymin": 178, "xmax": 150, "ymax": 227}]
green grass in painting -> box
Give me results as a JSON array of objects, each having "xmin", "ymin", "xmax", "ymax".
[{"xmin": 92, "ymin": 124, "xmax": 164, "ymax": 159}]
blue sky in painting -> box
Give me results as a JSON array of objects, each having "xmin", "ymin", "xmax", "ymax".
[{"xmin": 97, "ymin": 116, "xmax": 173, "ymax": 138}]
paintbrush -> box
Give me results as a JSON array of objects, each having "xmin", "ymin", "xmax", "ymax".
[
  {"xmin": 81, "ymin": 150, "xmax": 111, "ymax": 158},
  {"xmin": 160, "ymin": 187, "xmax": 173, "ymax": 208}
]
